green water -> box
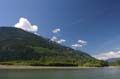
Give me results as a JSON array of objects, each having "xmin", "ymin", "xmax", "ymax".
[{"xmin": 0, "ymin": 67, "xmax": 120, "ymax": 79}]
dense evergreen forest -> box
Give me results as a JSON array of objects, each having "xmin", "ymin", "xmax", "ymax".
[{"xmin": 0, "ymin": 27, "xmax": 108, "ymax": 67}]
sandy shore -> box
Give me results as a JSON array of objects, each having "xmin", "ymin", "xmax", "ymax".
[{"xmin": 0, "ymin": 65, "xmax": 99, "ymax": 69}]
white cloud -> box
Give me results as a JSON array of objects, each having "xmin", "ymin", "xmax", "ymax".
[
  {"xmin": 50, "ymin": 36, "xmax": 66, "ymax": 44},
  {"xmin": 51, "ymin": 28, "xmax": 66, "ymax": 44},
  {"xmin": 72, "ymin": 44, "xmax": 83, "ymax": 49},
  {"xmin": 93, "ymin": 51, "xmax": 120, "ymax": 60},
  {"xmin": 52, "ymin": 28, "xmax": 61, "ymax": 33},
  {"xmin": 57, "ymin": 39, "xmax": 66, "ymax": 44},
  {"xmin": 78, "ymin": 40, "xmax": 87, "ymax": 45},
  {"xmin": 14, "ymin": 17, "xmax": 38, "ymax": 33},
  {"xmin": 50, "ymin": 36, "xmax": 58, "ymax": 41},
  {"xmin": 72, "ymin": 39, "xmax": 87, "ymax": 49}
]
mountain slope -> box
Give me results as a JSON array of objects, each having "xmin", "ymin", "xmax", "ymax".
[
  {"xmin": 107, "ymin": 58, "xmax": 120, "ymax": 62},
  {"xmin": 0, "ymin": 27, "xmax": 108, "ymax": 66}
]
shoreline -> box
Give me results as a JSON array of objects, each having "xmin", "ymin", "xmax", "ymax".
[
  {"xmin": 0, "ymin": 65, "xmax": 119, "ymax": 69},
  {"xmin": 0, "ymin": 65, "xmax": 99, "ymax": 69}
]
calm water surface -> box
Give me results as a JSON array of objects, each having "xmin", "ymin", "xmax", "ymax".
[{"xmin": 0, "ymin": 67, "xmax": 120, "ymax": 79}]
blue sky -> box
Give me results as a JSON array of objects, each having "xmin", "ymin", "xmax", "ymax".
[{"xmin": 0, "ymin": 0, "xmax": 120, "ymax": 57}]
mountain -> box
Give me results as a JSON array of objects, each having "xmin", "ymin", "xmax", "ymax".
[
  {"xmin": 0, "ymin": 27, "xmax": 108, "ymax": 67},
  {"xmin": 107, "ymin": 58, "xmax": 120, "ymax": 62},
  {"xmin": 107, "ymin": 58, "xmax": 120, "ymax": 66},
  {"xmin": 108, "ymin": 58, "xmax": 120, "ymax": 66}
]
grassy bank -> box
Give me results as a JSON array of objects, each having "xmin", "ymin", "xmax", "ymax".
[{"xmin": 0, "ymin": 60, "xmax": 108, "ymax": 67}]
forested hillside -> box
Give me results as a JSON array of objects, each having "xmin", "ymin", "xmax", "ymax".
[{"xmin": 0, "ymin": 27, "xmax": 108, "ymax": 67}]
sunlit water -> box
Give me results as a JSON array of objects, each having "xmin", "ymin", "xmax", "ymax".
[{"xmin": 0, "ymin": 67, "xmax": 120, "ymax": 79}]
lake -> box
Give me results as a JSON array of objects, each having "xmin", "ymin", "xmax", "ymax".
[{"xmin": 0, "ymin": 67, "xmax": 120, "ymax": 79}]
